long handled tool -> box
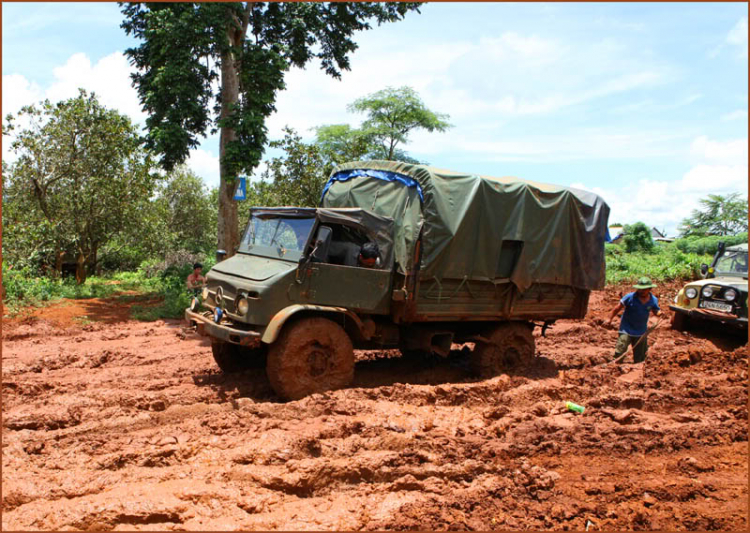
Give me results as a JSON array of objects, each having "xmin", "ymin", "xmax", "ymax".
[{"xmin": 606, "ymin": 317, "xmax": 663, "ymax": 366}]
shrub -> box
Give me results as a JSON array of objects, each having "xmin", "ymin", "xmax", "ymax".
[
  {"xmin": 622, "ymin": 222, "xmax": 655, "ymax": 253},
  {"xmin": 674, "ymin": 232, "xmax": 748, "ymax": 256},
  {"xmin": 605, "ymin": 243, "xmax": 711, "ymax": 285}
]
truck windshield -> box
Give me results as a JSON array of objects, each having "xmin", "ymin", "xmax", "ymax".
[
  {"xmin": 715, "ymin": 250, "xmax": 748, "ymax": 276},
  {"xmin": 239, "ymin": 215, "xmax": 315, "ymax": 260}
]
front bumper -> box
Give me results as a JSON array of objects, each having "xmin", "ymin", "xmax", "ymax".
[
  {"xmin": 185, "ymin": 308, "xmax": 263, "ymax": 347},
  {"xmin": 669, "ymin": 305, "xmax": 748, "ymax": 328}
]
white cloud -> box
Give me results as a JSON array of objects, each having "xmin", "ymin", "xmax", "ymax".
[
  {"xmin": 571, "ymin": 134, "xmax": 748, "ymax": 236},
  {"xmin": 580, "ymin": 174, "xmax": 747, "ymax": 237},
  {"xmin": 187, "ymin": 148, "xmax": 221, "ymax": 190},
  {"xmin": 721, "ymin": 109, "xmax": 748, "ymax": 121},
  {"xmin": 680, "ymin": 164, "xmax": 748, "ymax": 192},
  {"xmin": 2, "ymin": 73, "xmax": 43, "ymax": 116},
  {"xmin": 727, "ymin": 16, "xmax": 748, "ymax": 57},
  {"xmin": 2, "ymin": 74, "xmax": 45, "ymax": 162},
  {"xmin": 46, "ymin": 52, "xmax": 145, "ymax": 123},
  {"xmin": 690, "ymin": 135, "xmax": 748, "ymax": 165}
]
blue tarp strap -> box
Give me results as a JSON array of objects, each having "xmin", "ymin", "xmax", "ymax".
[{"xmin": 320, "ymin": 169, "xmax": 424, "ymax": 204}]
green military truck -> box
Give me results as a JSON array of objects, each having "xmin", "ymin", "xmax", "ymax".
[{"xmin": 186, "ymin": 161, "xmax": 610, "ymax": 400}]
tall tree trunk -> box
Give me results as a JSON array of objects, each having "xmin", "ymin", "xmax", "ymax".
[
  {"xmin": 86, "ymin": 242, "xmax": 98, "ymax": 276},
  {"xmin": 55, "ymin": 250, "xmax": 65, "ymax": 279},
  {"xmin": 75, "ymin": 252, "xmax": 87, "ymax": 285},
  {"xmin": 217, "ymin": 23, "xmax": 242, "ymax": 259}
]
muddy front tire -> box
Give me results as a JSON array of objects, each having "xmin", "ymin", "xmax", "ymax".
[
  {"xmin": 211, "ymin": 341, "xmax": 266, "ymax": 373},
  {"xmin": 470, "ymin": 322, "xmax": 535, "ymax": 377},
  {"xmin": 266, "ymin": 317, "xmax": 354, "ymax": 401}
]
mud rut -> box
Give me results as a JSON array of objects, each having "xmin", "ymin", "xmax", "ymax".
[{"xmin": 2, "ymin": 284, "xmax": 747, "ymax": 531}]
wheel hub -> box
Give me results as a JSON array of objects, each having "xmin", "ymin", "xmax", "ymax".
[{"xmin": 307, "ymin": 346, "xmax": 330, "ymax": 377}]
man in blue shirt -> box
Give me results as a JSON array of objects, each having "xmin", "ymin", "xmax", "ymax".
[{"xmin": 607, "ymin": 277, "xmax": 661, "ymax": 363}]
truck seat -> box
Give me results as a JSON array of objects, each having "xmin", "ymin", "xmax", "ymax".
[{"xmin": 328, "ymin": 241, "xmax": 361, "ymax": 267}]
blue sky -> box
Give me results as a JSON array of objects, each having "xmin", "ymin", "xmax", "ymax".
[{"xmin": 3, "ymin": 2, "xmax": 747, "ymax": 235}]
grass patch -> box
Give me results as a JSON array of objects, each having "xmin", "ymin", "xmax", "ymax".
[{"xmin": 131, "ymin": 290, "xmax": 192, "ymax": 321}]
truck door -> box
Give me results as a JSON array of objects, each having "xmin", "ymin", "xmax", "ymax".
[{"xmin": 301, "ymin": 224, "xmax": 393, "ymax": 314}]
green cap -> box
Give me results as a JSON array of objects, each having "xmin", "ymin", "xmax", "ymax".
[{"xmin": 633, "ymin": 277, "xmax": 656, "ymax": 289}]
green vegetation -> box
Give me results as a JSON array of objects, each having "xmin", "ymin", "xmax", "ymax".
[
  {"xmin": 678, "ymin": 193, "xmax": 748, "ymax": 237},
  {"xmin": 673, "ymin": 232, "xmax": 747, "ymax": 256},
  {"xmin": 121, "ymin": 1, "xmax": 422, "ymax": 256},
  {"xmin": 606, "ymin": 242, "xmax": 712, "ymax": 285},
  {"xmin": 622, "ymin": 222, "xmax": 655, "ymax": 253},
  {"xmin": 346, "ymin": 86, "xmax": 452, "ymax": 161},
  {"xmin": 2, "ymin": 253, "xmax": 214, "ymax": 320},
  {"xmin": 3, "ymin": 90, "xmax": 157, "ymax": 284},
  {"xmin": 2, "ymin": 264, "xmax": 157, "ymax": 316}
]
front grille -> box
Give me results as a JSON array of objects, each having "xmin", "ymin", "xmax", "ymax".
[{"xmin": 211, "ymin": 283, "xmax": 236, "ymax": 313}]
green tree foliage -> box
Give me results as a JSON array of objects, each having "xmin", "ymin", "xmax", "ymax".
[
  {"xmin": 154, "ymin": 166, "xmax": 217, "ymax": 254},
  {"xmin": 236, "ymin": 128, "xmax": 328, "ymax": 224},
  {"xmin": 348, "ymin": 86, "xmax": 452, "ymax": 161},
  {"xmin": 259, "ymin": 127, "xmax": 328, "ymax": 207},
  {"xmin": 622, "ymin": 222, "xmax": 655, "ymax": 253},
  {"xmin": 678, "ymin": 193, "xmax": 748, "ymax": 237},
  {"xmin": 314, "ymin": 123, "xmax": 374, "ymax": 169},
  {"xmin": 120, "ymin": 2, "xmax": 422, "ymax": 256},
  {"xmin": 3, "ymin": 90, "xmax": 157, "ymax": 283},
  {"xmin": 674, "ymin": 232, "xmax": 748, "ymax": 256},
  {"xmin": 605, "ymin": 243, "xmax": 710, "ymax": 285}
]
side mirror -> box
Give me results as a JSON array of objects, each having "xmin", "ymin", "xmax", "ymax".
[
  {"xmin": 295, "ymin": 226, "xmax": 332, "ymax": 285},
  {"xmin": 216, "ymin": 249, "xmax": 227, "ymax": 262},
  {"xmin": 311, "ymin": 226, "xmax": 332, "ymax": 263},
  {"xmin": 700, "ymin": 263, "xmax": 708, "ymax": 276},
  {"xmin": 717, "ymin": 241, "xmax": 726, "ymax": 255}
]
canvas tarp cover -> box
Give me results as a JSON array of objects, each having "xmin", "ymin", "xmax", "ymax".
[{"xmin": 321, "ymin": 160, "xmax": 610, "ymax": 292}]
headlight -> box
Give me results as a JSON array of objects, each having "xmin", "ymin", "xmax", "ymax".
[
  {"xmin": 724, "ymin": 289, "xmax": 737, "ymax": 302},
  {"xmin": 202, "ymin": 286, "xmax": 209, "ymax": 300},
  {"xmin": 701, "ymin": 286, "xmax": 714, "ymax": 298},
  {"xmin": 685, "ymin": 287, "xmax": 698, "ymax": 299},
  {"xmin": 237, "ymin": 298, "xmax": 249, "ymax": 315}
]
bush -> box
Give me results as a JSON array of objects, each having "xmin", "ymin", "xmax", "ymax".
[
  {"xmin": 130, "ymin": 251, "xmax": 216, "ymax": 320},
  {"xmin": 605, "ymin": 243, "xmax": 711, "ymax": 285},
  {"xmin": 674, "ymin": 232, "xmax": 748, "ymax": 256},
  {"xmin": 622, "ymin": 222, "xmax": 655, "ymax": 253}
]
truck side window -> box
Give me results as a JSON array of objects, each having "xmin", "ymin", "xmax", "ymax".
[
  {"xmin": 325, "ymin": 224, "xmax": 374, "ymax": 268},
  {"xmin": 496, "ymin": 240, "xmax": 523, "ymax": 278}
]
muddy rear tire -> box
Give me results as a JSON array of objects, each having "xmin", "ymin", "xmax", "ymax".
[
  {"xmin": 470, "ymin": 322, "xmax": 535, "ymax": 377},
  {"xmin": 670, "ymin": 311, "xmax": 688, "ymax": 332},
  {"xmin": 211, "ymin": 341, "xmax": 266, "ymax": 373},
  {"xmin": 266, "ymin": 317, "xmax": 354, "ymax": 401}
]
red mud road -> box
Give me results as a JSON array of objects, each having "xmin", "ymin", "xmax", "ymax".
[{"xmin": 2, "ymin": 285, "xmax": 747, "ymax": 530}]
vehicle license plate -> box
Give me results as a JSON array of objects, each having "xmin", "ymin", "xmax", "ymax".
[{"xmin": 701, "ymin": 301, "xmax": 732, "ymax": 312}]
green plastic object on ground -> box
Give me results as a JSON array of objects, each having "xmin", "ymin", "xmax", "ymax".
[{"xmin": 565, "ymin": 401, "xmax": 585, "ymax": 414}]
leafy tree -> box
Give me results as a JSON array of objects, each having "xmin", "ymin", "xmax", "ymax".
[
  {"xmin": 260, "ymin": 127, "xmax": 329, "ymax": 207},
  {"xmin": 678, "ymin": 193, "xmax": 748, "ymax": 237},
  {"xmin": 153, "ymin": 166, "xmax": 217, "ymax": 254},
  {"xmin": 3, "ymin": 90, "xmax": 157, "ymax": 283},
  {"xmin": 348, "ymin": 86, "xmax": 451, "ymax": 160},
  {"xmin": 120, "ymin": 2, "xmax": 422, "ymax": 257},
  {"xmin": 236, "ymin": 127, "xmax": 329, "ymax": 225},
  {"xmin": 314, "ymin": 123, "xmax": 374, "ymax": 168},
  {"xmin": 623, "ymin": 222, "xmax": 655, "ymax": 254}
]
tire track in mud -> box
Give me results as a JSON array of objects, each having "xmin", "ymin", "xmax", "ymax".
[{"xmin": 2, "ymin": 287, "xmax": 747, "ymax": 530}]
